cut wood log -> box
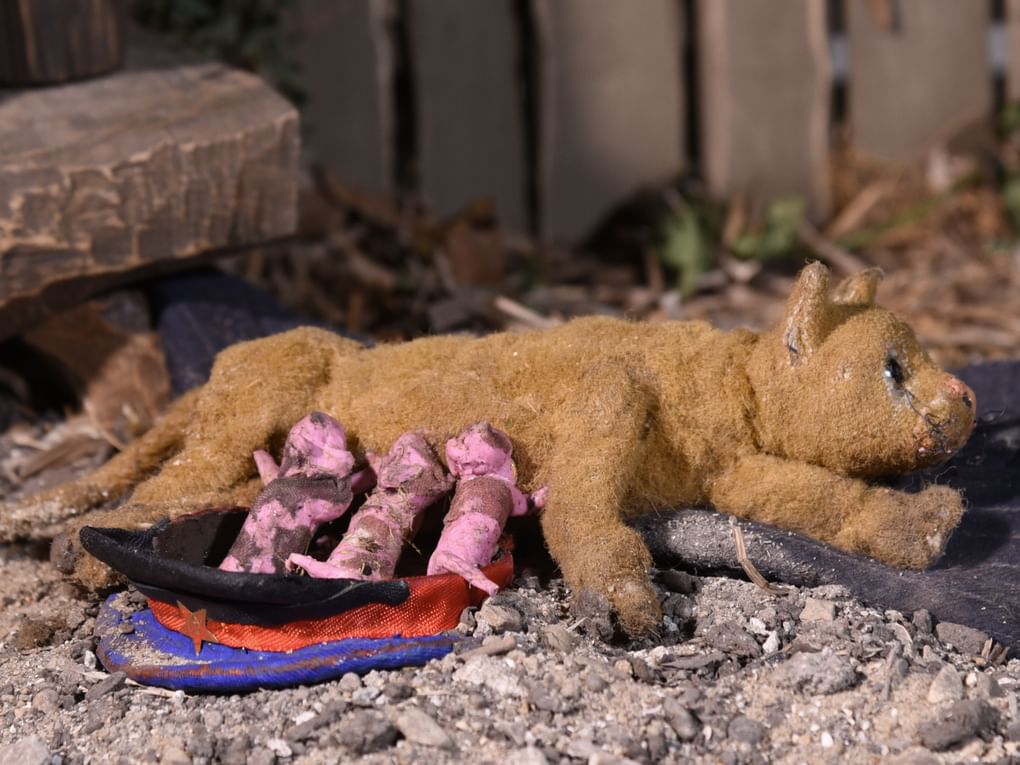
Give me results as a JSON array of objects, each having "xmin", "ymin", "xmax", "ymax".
[
  {"xmin": 289, "ymin": 0, "xmax": 394, "ymax": 194},
  {"xmin": 0, "ymin": 60, "xmax": 299, "ymax": 339},
  {"xmin": 698, "ymin": 0, "xmax": 831, "ymax": 219},
  {"xmin": 846, "ymin": 0, "xmax": 991, "ymax": 161},
  {"xmin": 408, "ymin": 0, "xmax": 527, "ymax": 233},
  {"xmin": 0, "ymin": 0, "xmax": 122, "ymax": 83},
  {"xmin": 534, "ymin": 0, "xmax": 684, "ymax": 243}
]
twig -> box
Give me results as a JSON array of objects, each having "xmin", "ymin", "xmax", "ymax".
[
  {"xmin": 798, "ymin": 222, "xmax": 869, "ymax": 275},
  {"xmin": 730, "ymin": 518, "xmax": 791, "ymax": 596},
  {"xmin": 492, "ymin": 296, "xmax": 561, "ymax": 330},
  {"xmin": 824, "ymin": 179, "xmax": 895, "ymax": 241}
]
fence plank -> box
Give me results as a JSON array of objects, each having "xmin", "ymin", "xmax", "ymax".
[
  {"xmin": 1008, "ymin": 0, "xmax": 1020, "ymax": 102},
  {"xmin": 846, "ymin": 0, "xmax": 991, "ymax": 162},
  {"xmin": 698, "ymin": 0, "xmax": 831, "ymax": 218},
  {"xmin": 535, "ymin": 0, "xmax": 684, "ymax": 243},
  {"xmin": 408, "ymin": 0, "xmax": 527, "ymax": 233},
  {"xmin": 290, "ymin": 0, "xmax": 393, "ymax": 193}
]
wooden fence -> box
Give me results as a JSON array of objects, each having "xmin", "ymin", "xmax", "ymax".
[{"xmin": 291, "ymin": 0, "xmax": 1013, "ymax": 243}]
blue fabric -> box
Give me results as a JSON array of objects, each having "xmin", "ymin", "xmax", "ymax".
[{"xmin": 96, "ymin": 595, "xmax": 458, "ymax": 693}]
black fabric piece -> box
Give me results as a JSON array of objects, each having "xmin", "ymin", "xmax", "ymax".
[
  {"xmin": 635, "ymin": 360, "xmax": 1020, "ymax": 651},
  {"xmin": 79, "ymin": 508, "xmax": 410, "ymax": 625},
  {"xmin": 145, "ymin": 268, "xmax": 365, "ymax": 396}
]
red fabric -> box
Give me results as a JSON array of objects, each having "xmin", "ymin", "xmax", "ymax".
[{"xmin": 150, "ymin": 552, "xmax": 513, "ymax": 652}]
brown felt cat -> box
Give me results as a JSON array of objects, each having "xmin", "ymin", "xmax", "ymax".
[{"xmin": 0, "ymin": 263, "xmax": 976, "ymax": 636}]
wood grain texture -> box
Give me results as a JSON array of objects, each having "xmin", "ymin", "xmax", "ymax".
[
  {"xmin": 290, "ymin": 0, "xmax": 394, "ymax": 194},
  {"xmin": 535, "ymin": 0, "xmax": 684, "ymax": 243},
  {"xmin": 698, "ymin": 0, "xmax": 831, "ymax": 218},
  {"xmin": 0, "ymin": 0, "xmax": 122, "ymax": 83},
  {"xmin": 0, "ymin": 61, "xmax": 299, "ymax": 328},
  {"xmin": 847, "ymin": 0, "xmax": 991, "ymax": 161},
  {"xmin": 409, "ymin": 0, "xmax": 527, "ymax": 232}
]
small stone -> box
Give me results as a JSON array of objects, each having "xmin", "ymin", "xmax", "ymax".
[
  {"xmin": 762, "ymin": 632, "xmax": 781, "ymax": 654},
  {"xmin": 584, "ymin": 673, "xmax": 609, "ymax": 693},
  {"xmin": 660, "ymin": 569, "xmax": 697, "ymax": 594},
  {"xmin": 630, "ymin": 656, "xmax": 656, "ymax": 683},
  {"xmin": 934, "ymin": 622, "xmax": 988, "ymax": 656},
  {"xmin": 663, "ymin": 698, "xmax": 699, "ymax": 741},
  {"xmin": 216, "ymin": 734, "xmax": 250, "ymax": 765},
  {"xmin": 477, "ymin": 602, "xmax": 523, "ymax": 633},
  {"xmin": 338, "ymin": 672, "xmax": 362, "ymax": 692},
  {"xmin": 800, "ymin": 598, "xmax": 836, "ymax": 622},
  {"xmin": 285, "ymin": 702, "xmax": 345, "ymax": 741},
  {"xmin": 453, "ymin": 656, "xmax": 523, "ymax": 697},
  {"xmin": 351, "ymin": 686, "xmax": 381, "ymax": 707},
  {"xmin": 541, "ymin": 624, "xmax": 576, "ymax": 652},
  {"xmin": 31, "ymin": 688, "xmax": 60, "ymax": 713},
  {"xmin": 245, "ymin": 748, "xmax": 275, "ymax": 765},
  {"xmin": 205, "ymin": 710, "xmax": 224, "ymax": 729},
  {"xmin": 1004, "ymin": 721, "xmax": 1020, "ymax": 742},
  {"xmin": 382, "ymin": 681, "xmax": 413, "ymax": 701},
  {"xmin": 820, "ymin": 731, "xmax": 834, "ymax": 748},
  {"xmin": 705, "ymin": 621, "xmax": 761, "ymax": 659},
  {"xmin": 86, "ymin": 671, "xmax": 127, "ymax": 701},
  {"xmin": 506, "ymin": 747, "xmax": 549, "ymax": 765},
  {"xmin": 772, "ymin": 649, "xmax": 859, "ymax": 695},
  {"xmin": 727, "ymin": 715, "xmax": 767, "ymax": 744},
  {"xmin": 336, "ymin": 710, "xmax": 399, "ymax": 755},
  {"xmin": 522, "ymin": 679, "xmax": 560, "ymax": 712},
  {"xmin": 160, "ymin": 745, "xmax": 192, "ymax": 765},
  {"xmin": 265, "ymin": 738, "xmax": 292, "ymax": 758},
  {"xmin": 916, "ymin": 699, "xmax": 1000, "ymax": 752},
  {"xmin": 0, "ymin": 736, "xmax": 50, "ymax": 765},
  {"xmin": 394, "ymin": 707, "xmax": 454, "ymax": 748},
  {"xmin": 927, "ymin": 665, "xmax": 964, "ymax": 704},
  {"xmin": 912, "ymin": 609, "xmax": 933, "ymax": 635}
]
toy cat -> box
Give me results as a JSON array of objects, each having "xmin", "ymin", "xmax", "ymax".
[{"xmin": 0, "ymin": 263, "xmax": 976, "ymax": 636}]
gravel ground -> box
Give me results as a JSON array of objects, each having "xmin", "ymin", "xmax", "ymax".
[{"xmin": 1, "ymin": 542, "xmax": 1018, "ymax": 765}]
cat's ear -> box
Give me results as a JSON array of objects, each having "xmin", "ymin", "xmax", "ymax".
[
  {"xmin": 832, "ymin": 268, "xmax": 883, "ymax": 306},
  {"xmin": 781, "ymin": 262, "xmax": 830, "ymax": 365}
]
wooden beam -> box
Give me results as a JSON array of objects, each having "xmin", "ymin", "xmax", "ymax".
[
  {"xmin": 408, "ymin": 0, "xmax": 527, "ymax": 233},
  {"xmin": 535, "ymin": 0, "xmax": 684, "ymax": 243},
  {"xmin": 846, "ymin": 0, "xmax": 991, "ymax": 161},
  {"xmin": 0, "ymin": 0, "xmax": 122, "ymax": 84},
  {"xmin": 698, "ymin": 0, "xmax": 831, "ymax": 219},
  {"xmin": 290, "ymin": 0, "xmax": 394, "ymax": 194},
  {"xmin": 0, "ymin": 61, "xmax": 299, "ymax": 335}
]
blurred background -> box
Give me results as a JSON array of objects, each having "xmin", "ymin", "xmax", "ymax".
[{"xmin": 1, "ymin": 0, "xmax": 1019, "ymax": 491}]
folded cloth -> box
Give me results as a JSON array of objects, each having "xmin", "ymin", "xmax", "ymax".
[{"xmin": 95, "ymin": 592, "xmax": 458, "ymax": 694}]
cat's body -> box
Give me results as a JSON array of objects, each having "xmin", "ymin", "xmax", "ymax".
[{"xmin": 0, "ymin": 264, "xmax": 976, "ymax": 635}]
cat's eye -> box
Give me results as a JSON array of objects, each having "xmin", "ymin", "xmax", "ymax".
[{"xmin": 885, "ymin": 355, "xmax": 905, "ymax": 386}]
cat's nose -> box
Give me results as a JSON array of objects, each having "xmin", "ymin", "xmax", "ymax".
[{"xmin": 944, "ymin": 375, "xmax": 976, "ymax": 411}]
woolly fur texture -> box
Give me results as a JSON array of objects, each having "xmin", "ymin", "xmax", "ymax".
[{"xmin": 2, "ymin": 264, "xmax": 977, "ymax": 636}]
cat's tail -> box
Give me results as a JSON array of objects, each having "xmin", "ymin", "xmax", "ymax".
[{"xmin": 0, "ymin": 387, "xmax": 200, "ymax": 542}]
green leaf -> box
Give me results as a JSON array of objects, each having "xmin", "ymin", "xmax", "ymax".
[
  {"xmin": 732, "ymin": 196, "xmax": 806, "ymax": 262},
  {"xmin": 659, "ymin": 207, "xmax": 712, "ymax": 297}
]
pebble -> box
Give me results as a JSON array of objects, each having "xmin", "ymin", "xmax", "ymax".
[
  {"xmin": 216, "ymin": 735, "xmax": 250, "ymax": 765},
  {"xmin": 727, "ymin": 715, "xmax": 768, "ymax": 744},
  {"xmin": 916, "ymin": 699, "xmax": 1000, "ymax": 752},
  {"xmin": 771, "ymin": 649, "xmax": 859, "ymax": 695},
  {"xmin": 461, "ymin": 633, "xmax": 517, "ymax": 658},
  {"xmin": 477, "ymin": 602, "xmax": 524, "ymax": 633},
  {"xmin": 454, "ymin": 656, "xmax": 524, "ymax": 697},
  {"xmin": 704, "ymin": 621, "xmax": 761, "ymax": 659},
  {"xmin": 584, "ymin": 673, "xmax": 609, "ymax": 693},
  {"xmin": 762, "ymin": 631, "xmax": 781, "ymax": 654},
  {"xmin": 351, "ymin": 686, "xmax": 381, "ymax": 707},
  {"xmin": 338, "ymin": 672, "xmax": 362, "ymax": 692},
  {"xmin": 0, "ymin": 736, "xmax": 50, "ymax": 765},
  {"xmin": 800, "ymin": 598, "xmax": 837, "ymax": 622},
  {"xmin": 265, "ymin": 738, "xmax": 292, "ymax": 757},
  {"xmin": 507, "ymin": 746, "xmax": 549, "ymax": 765},
  {"xmin": 160, "ymin": 745, "xmax": 192, "ymax": 765},
  {"xmin": 927, "ymin": 665, "xmax": 964, "ymax": 704},
  {"xmin": 541, "ymin": 624, "xmax": 576, "ymax": 652},
  {"xmin": 204, "ymin": 709, "xmax": 224, "ymax": 729},
  {"xmin": 336, "ymin": 710, "xmax": 399, "ymax": 755},
  {"xmin": 934, "ymin": 622, "xmax": 988, "ymax": 656},
  {"xmin": 394, "ymin": 707, "xmax": 454, "ymax": 748},
  {"xmin": 31, "ymin": 687, "xmax": 60, "ymax": 712},
  {"xmin": 86, "ymin": 671, "xmax": 127, "ymax": 701},
  {"xmin": 245, "ymin": 747, "xmax": 276, "ymax": 765},
  {"xmin": 663, "ymin": 698, "xmax": 699, "ymax": 741},
  {"xmin": 912, "ymin": 609, "xmax": 933, "ymax": 635}
]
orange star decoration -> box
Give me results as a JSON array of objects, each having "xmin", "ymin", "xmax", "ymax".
[{"xmin": 176, "ymin": 601, "xmax": 220, "ymax": 656}]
